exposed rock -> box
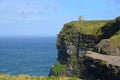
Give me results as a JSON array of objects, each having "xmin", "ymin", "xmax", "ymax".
[
  {"xmin": 86, "ymin": 51, "xmax": 120, "ymax": 66},
  {"xmin": 95, "ymin": 39, "xmax": 120, "ymax": 56},
  {"xmin": 85, "ymin": 51, "xmax": 120, "ymax": 80},
  {"xmin": 49, "ymin": 31, "xmax": 98, "ymax": 78},
  {"xmin": 49, "ymin": 16, "xmax": 120, "ymax": 80}
]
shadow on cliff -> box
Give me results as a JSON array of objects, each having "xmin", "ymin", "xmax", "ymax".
[{"xmin": 101, "ymin": 16, "xmax": 120, "ymax": 39}]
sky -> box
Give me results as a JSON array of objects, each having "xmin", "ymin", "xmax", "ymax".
[{"xmin": 0, "ymin": 0, "xmax": 120, "ymax": 37}]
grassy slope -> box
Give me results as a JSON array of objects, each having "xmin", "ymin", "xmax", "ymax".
[
  {"xmin": 109, "ymin": 30, "xmax": 120, "ymax": 46},
  {"xmin": 0, "ymin": 74, "xmax": 81, "ymax": 80},
  {"xmin": 63, "ymin": 20, "xmax": 120, "ymax": 46},
  {"xmin": 65, "ymin": 20, "xmax": 111, "ymax": 37}
]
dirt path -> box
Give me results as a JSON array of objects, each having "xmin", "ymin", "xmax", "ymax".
[{"xmin": 86, "ymin": 51, "xmax": 120, "ymax": 66}]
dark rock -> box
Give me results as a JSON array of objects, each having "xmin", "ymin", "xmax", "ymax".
[
  {"xmin": 85, "ymin": 51, "xmax": 120, "ymax": 80},
  {"xmin": 95, "ymin": 39, "xmax": 120, "ymax": 56},
  {"xmin": 49, "ymin": 16, "xmax": 120, "ymax": 80}
]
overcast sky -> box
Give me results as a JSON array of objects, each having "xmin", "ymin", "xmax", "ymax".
[{"xmin": 0, "ymin": 0, "xmax": 120, "ymax": 37}]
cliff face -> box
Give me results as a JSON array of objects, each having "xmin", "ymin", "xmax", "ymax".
[
  {"xmin": 49, "ymin": 16, "xmax": 120, "ymax": 80},
  {"xmin": 95, "ymin": 39, "xmax": 120, "ymax": 56},
  {"xmin": 85, "ymin": 51, "xmax": 120, "ymax": 80}
]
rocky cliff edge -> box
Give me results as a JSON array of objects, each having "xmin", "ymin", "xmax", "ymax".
[{"xmin": 49, "ymin": 16, "xmax": 120, "ymax": 80}]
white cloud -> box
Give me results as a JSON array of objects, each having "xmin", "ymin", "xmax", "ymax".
[{"xmin": 0, "ymin": 0, "xmax": 60, "ymax": 20}]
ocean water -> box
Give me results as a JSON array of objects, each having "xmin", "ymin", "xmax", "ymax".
[{"xmin": 0, "ymin": 37, "xmax": 57, "ymax": 76}]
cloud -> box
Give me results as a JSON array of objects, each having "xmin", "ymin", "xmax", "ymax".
[
  {"xmin": 0, "ymin": 0, "xmax": 60, "ymax": 20},
  {"xmin": 44, "ymin": 2, "xmax": 60, "ymax": 13}
]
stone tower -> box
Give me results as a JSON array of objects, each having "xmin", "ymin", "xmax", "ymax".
[{"xmin": 78, "ymin": 16, "xmax": 84, "ymax": 21}]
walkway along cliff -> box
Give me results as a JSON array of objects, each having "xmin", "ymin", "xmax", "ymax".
[{"xmin": 49, "ymin": 16, "xmax": 120, "ymax": 80}]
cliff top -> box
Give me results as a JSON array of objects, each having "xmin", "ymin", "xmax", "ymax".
[
  {"xmin": 60, "ymin": 17, "xmax": 120, "ymax": 46},
  {"xmin": 64, "ymin": 20, "xmax": 112, "ymax": 37}
]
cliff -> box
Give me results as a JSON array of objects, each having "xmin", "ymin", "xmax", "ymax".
[
  {"xmin": 49, "ymin": 16, "xmax": 120, "ymax": 80},
  {"xmin": 85, "ymin": 51, "xmax": 120, "ymax": 80}
]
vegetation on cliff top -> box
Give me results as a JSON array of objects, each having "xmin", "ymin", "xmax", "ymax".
[
  {"xmin": 0, "ymin": 74, "xmax": 81, "ymax": 80},
  {"xmin": 59, "ymin": 17, "xmax": 120, "ymax": 46},
  {"xmin": 104, "ymin": 16, "xmax": 120, "ymax": 46},
  {"xmin": 63, "ymin": 20, "xmax": 112, "ymax": 37},
  {"xmin": 109, "ymin": 30, "xmax": 120, "ymax": 46}
]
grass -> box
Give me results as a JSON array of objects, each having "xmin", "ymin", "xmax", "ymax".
[
  {"xmin": 0, "ymin": 74, "xmax": 81, "ymax": 80},
  {"xmin": 109, "ymin": 30, "xmax": 120, "ymax": 47},
  {"xmin": 64, "ymin": 20, "xmax": 111, "ymax": 37},
  {"xmin": 70, "ymin": 55, "xmax": 77, "ymax": 63},
  {"xmin": 52, "ymin": 63, "xmax": 66, "ymax": 73},
  {"xmin": 60, "ymin": 19, "xmax": 120, "ymax": 47}
]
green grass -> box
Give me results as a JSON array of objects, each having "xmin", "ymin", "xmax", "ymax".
[
  {"xmin": 62, "ymin": 19, "xmax": 120, "ymax": 46},
  {"xmin": 0, "ymin": 74, "xmax": 81, "ymax": 80},
  {"xmin": 70, "ymin": 55, "xmax": 77, "ymax": 63},
  {"xmin": 52, "ymin": 63, "xmax": 66, "ymax": 73},
  {"xmin": 64, "ymin": 20, "xmax": 112, "ymax": 37},
  {"xmin": 109, "ymin": 30, "xmax": 120, "ymax": 46}
]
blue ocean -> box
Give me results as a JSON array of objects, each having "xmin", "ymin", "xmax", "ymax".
[{"xmin": 0, "ymin": 37, "xmax": 57, "ymax": 76}]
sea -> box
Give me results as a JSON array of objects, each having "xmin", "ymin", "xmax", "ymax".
[{"xmin": 0, "ymin": 37, "xmax": 57, "ymax": 76}]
